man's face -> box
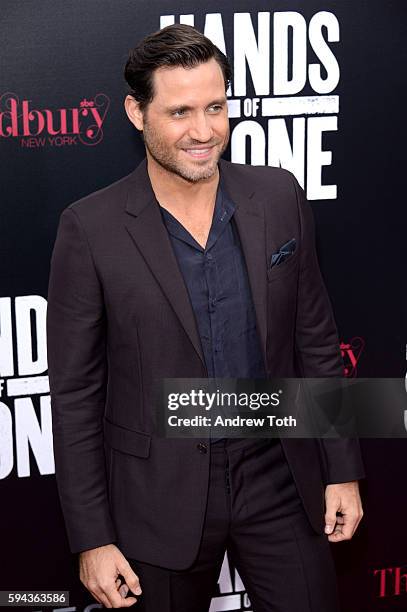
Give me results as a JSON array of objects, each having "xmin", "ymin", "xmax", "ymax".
[{"xmin": 140, "ymin": 58, "xmax": 230, "ymax": 183}]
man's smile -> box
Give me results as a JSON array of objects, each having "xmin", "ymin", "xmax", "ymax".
[{"xmin": 182, "ymin": 146, "xmax": 215, "ymax": 159}]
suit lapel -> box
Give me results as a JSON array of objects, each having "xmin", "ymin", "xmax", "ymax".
[
  {"xmin": 124, "ymin": 159, "xmax": 206, "ymax": 368},
  {"xmin": 123, "ymin": 158, "xmax": 268, "ymax": 374},
  {"xmin": 219, "ymin": 159, "xmax": 268, "ymax": 371}
]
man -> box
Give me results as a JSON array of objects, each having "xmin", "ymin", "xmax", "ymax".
[{"xmin": 47, "ymin": 24, "xmax": 364, "ymax": 611}]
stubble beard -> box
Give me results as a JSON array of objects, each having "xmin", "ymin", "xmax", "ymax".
[{"xmin": 142, "ymin": 118, "xmax": 229, "ymax": 183}]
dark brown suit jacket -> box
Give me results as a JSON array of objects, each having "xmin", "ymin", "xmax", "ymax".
[{"xmin": 46, "ymin": 158, "xmax": 365, "ymax": 569}]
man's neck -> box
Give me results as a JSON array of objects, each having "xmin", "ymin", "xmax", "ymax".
[{"xmin": 146, "ymin": 153, "xmax": 219, "ymax": 218}]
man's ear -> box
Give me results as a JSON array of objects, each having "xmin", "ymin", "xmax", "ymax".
[{"xmin": 124, "ymin": 95, "xmax": 144, "ymax": 131}]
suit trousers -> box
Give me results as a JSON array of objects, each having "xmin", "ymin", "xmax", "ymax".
[{"xmin": 125, "ymin": 437, "xmax": 340, "ymax": 612}]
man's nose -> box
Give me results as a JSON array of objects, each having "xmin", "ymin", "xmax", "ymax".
[{"xmin": 188, "ymin": 111, "xmax": 213, "ymax": 142}]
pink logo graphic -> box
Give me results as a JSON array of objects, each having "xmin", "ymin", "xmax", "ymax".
[
  {"xmin": 340, "ymin": 336, "xmax": 365, "ymax": 377},
  {"xmin": 374, "ymin": 566, "xmax": 407, "ymax": 598},
  {"xmin": 0, "ymin": 92, "xmax": 110, "ymax": 147}
]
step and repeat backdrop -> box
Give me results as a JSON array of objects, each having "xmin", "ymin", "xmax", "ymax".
[{"xmin": 1, "ymin": 1, "xmax": 406, "ymax": 611}]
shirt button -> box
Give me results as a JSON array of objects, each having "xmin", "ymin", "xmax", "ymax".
[
  {"xmin": 209, "ymin": 298, "xmax": 217, "ymax": 312},
  {"xmin": 197, "ymin": 442, "xmax": 208, "ymax": 454}
]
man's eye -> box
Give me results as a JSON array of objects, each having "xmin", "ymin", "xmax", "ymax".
[
  {"xmin": 172, "ymin": 109, "xmax": 186, "ymax": 117},
  {"xmin": 208, "ymin": 105, "xmax": 223, "ymax": 113}
]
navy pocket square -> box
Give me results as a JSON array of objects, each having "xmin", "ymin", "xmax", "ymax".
[{"xmin": 270, "ymin": 238, "xmax": 297, "ymax": 268}]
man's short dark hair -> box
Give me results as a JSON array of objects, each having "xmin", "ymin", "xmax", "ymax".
[{"xmin": 124, "ymin": 24, "xmax": 232, "ymax": 111}]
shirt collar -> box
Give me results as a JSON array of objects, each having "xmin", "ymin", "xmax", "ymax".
[{"xmin": 158, "ymin": 176, "xmax": 236, "ymax": 252}]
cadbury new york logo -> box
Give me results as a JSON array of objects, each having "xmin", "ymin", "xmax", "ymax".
[
  {"xmin": 340, "ymin": 336, "xmax": 365, "ymax": 377},
  {"xmin": 0, "ymin": 92, "xmax": 110, "ymax": 147}
]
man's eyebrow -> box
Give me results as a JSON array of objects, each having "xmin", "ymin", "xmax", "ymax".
[
  {"xmin": 166, "ymin": 104, "xmax": 192, "ymax": 113},
  {"xmin": 166, "ymin": 98, "xmax": 228, "ymax": 113},
  {"xmin": 206, "ymin": 97, "xmax": 228, "ymax": 106}
]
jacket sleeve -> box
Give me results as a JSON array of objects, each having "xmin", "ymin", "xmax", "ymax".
[
  {"xmin": 290, "ymin": 174, "xmax": 366, "ymax": 484},
  {"xmin": 46, "ymin": 207, "xmax": 117, "ymax": 553}
]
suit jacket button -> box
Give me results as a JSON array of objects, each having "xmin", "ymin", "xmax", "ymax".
[{"xmin": 197, "ymin": 442, "xmax": 208, "ymax": 454}]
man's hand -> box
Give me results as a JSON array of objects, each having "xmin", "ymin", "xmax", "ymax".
[
  {"xmin": 79, "ymin": 543, "xmax": 142, "ymax": 608},
  {"xmin": 324, "ymin": 480, "xmax": 363, "ymax": 542}
]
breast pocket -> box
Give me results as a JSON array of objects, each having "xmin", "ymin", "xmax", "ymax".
[{"xmin": 267, "ymin": 249, "xmax": 299, "ymax": 283}]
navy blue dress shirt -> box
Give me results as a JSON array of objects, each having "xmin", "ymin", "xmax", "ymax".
[{"xmin": 158, "ymin": 181, "xmax": 266, "ymax": 441}]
